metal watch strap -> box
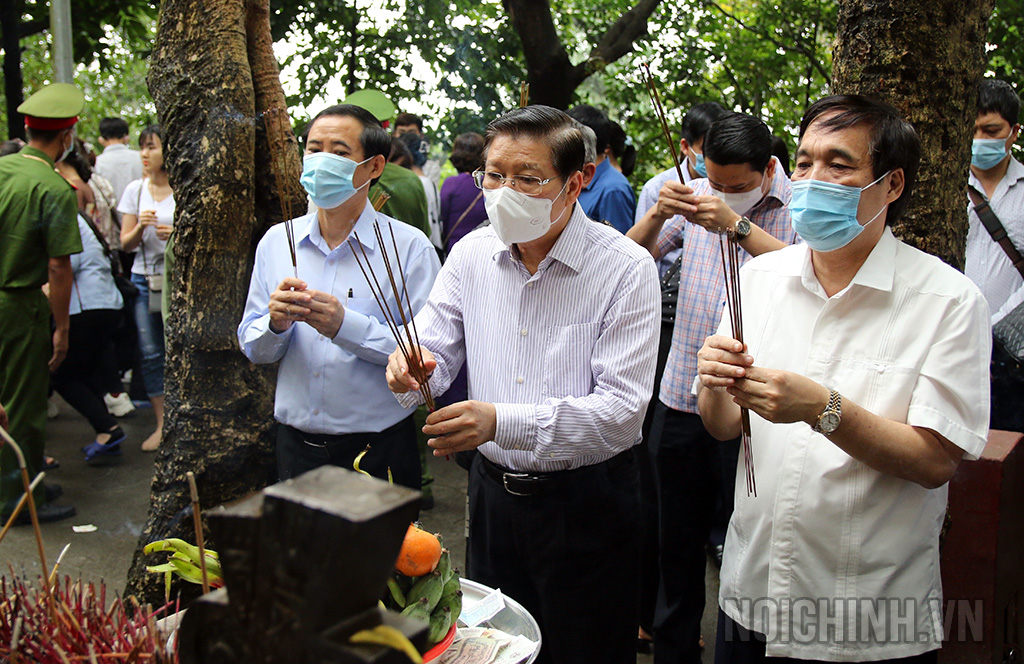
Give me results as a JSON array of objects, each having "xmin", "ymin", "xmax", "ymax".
[{"xmin": 813, "ymin": 389, "xmax": 842, "ymax": 434}]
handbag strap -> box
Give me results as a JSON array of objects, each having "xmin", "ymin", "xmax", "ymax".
[
  {"xmin": 442, "ymin": 190, "xmax": 484, "ymax": 248},
  {"xmin": 968, "ymin": 184, "xmax": 1024, "ymax": 279},
  {"xmin": 80, "ymin": 211, "xmax": 122, "ymax": 278}
]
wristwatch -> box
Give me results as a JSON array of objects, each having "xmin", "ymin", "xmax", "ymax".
[
  {"xmin": 812, "ymin": 389, "xmax": 842, "ymax": 435},
  {"xmin": 727, "ymin": 216, "xmax": 752, "ymax": 241}
]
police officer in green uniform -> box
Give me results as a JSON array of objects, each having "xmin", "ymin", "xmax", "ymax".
[{"xmin": 0, "ymin": 83, "xmax": 85, "ymax": 524}]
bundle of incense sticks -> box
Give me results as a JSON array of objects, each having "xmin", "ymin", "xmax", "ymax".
[
  {"xmin": 519, "ymin": 82, "xmax": 530, "ymax": 108},
  {"xmin": 639, "ymin": 63, "xmax": 756, "ymax": 496},
  {"xmin": 639, "ymin": 63, "xmax": 685, "ymax": 183},
  {"xmin": 718, "ymin": 234, "xmax": 755, "ymax": 496},
  {"xmin": 263, "ymin": 107, "xmax": 299, "ymax": 278},
  {"xmin": 347, "ymin": 203, "xmax": 435, "ymax": 411}
]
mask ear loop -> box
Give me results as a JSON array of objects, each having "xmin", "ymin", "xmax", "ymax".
[
  {"xmin": 860, "ymin": 170, "xmax": 893, "ymax": 227},
  {"xmin": 550, "ymin": 175, "xmax": 574, "ymax": 225}
]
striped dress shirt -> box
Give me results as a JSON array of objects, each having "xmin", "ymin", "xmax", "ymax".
[
  {"xmin": 397, "ymin": 204, "xmax": 660, "ymax": 472},
  {"xmin": 655, "ymin": 158, "xmax": 797, "ymax": 413}
]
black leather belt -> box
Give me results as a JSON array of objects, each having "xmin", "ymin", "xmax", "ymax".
[{"xmin": 480, "ymin": 450, "xmax": 633, "ymax": 497}]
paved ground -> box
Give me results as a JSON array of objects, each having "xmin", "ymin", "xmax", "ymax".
[{"xmin": 3, "ymin": 396, "xmax": 718, "ymax": 662}]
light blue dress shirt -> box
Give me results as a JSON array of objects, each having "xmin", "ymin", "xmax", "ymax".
[
  {"xmin": 238, "ymin": 204, "xmax": 441, "ymax": 434},
  {"xmin": 70, "ymin": 214, "xmax": 123, "ymax": 315}
]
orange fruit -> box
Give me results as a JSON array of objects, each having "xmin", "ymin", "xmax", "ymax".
[{"xmin": 395, "ymin": 524, "xmax": 442, "ymax": 577}]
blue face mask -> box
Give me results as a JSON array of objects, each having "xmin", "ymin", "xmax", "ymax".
[
  {"xmin": 790, "ymin": 171, "xmax": 890, "ymax": 252},
  {"xmin": 690, "ymin": 149, "xmax": 707, "ymax": 178},
  {"xmin": 300, "ymin": 152, "xmax": 372, "ymax": 209},
  {"xmin": 972, "ymin": 138, "xmax": 1009, "ymax": 170}
]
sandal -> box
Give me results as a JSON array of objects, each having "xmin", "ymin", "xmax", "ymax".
[
  {"xmin": 82, "ymin": 428, "xmax": 127, "ymax": 464},
  {"xmin": 43, "ymin": 456, "xmax": 60, "ymax": 470}
]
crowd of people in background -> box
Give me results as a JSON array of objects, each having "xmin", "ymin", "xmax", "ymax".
[{"xmin": 0, "ymin": 76, "xmax": 1020, "ymax": 664}]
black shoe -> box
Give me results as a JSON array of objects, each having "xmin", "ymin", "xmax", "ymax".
[
  {"xmin": 44, "ymin": 483, "xmax": 63, "ymax": 503},
  {"xmin": 420, "ymin": 493, "xmax": 435, "ymax": 511},
  {"xmin": 2, "ymin": 502, "xmax": 76, "ymax": 526}
]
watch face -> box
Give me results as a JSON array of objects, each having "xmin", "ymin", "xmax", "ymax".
[
  {"xmin": 819, "ymin": 411, "xmax": 840, "ymax": 433},
  {"xmin": 736, "ymin": 218, "xmax": 751, "ymax": 238}
]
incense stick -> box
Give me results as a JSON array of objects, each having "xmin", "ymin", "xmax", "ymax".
[
  {"xmin": 519, "ymin": 82, "xmax": 530, "ymax": 108},
  {"xmin": 639, "ymin": 63, "xmax": 685, "ymax": 184},
  {"xmin": 0, "ymin": 426, "xmax": 49, "ymax": 580},
  {"xmin": 264, "ymin": 108, "xmax": 299, "ymax": 279},
  {"xmin": 186, "ymin": 472, "xmax": 210, "ymax": 594}
]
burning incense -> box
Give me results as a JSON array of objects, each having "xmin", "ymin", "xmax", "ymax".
[
  {"xmin": 639, "ymin": 63, "xmax": 685, "ymax": 184},
  {"xmin": 347, "ymin": 218, "xmax": 435, "ymax": 411},
  {"xmin": 717, "ymin": 234, "xmax": 756, "ymax": 496},
  {"xmin": 264, "ymin": 107, "xmax": 299, "ymax": 278},
  {"xmin": 186, "ymin": 472, "xmax": 211, "ymax": 595}
]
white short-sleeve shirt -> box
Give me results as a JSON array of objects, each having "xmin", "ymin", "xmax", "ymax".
[{"xmin": 713, "ymin": 227, "xmax": 991, "ymax": 661}]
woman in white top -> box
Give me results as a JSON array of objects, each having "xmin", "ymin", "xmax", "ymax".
[{"xmin": 118, "ymin": 125, "xmax": 174, "ymax": 452}]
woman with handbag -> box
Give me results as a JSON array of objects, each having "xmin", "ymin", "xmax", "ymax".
[{"xmin": 118, "ymin": 125, "xmax": 174, "ymax": 453}]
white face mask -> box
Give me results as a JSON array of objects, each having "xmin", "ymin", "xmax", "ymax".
[
  {"xmin": 710, "ymin": 175, "xmax": 767, "ymax": 216},
  {"xmin": 483, "ymin": 180, "xmax": 569, "ymax": 246},
  {"xmin": 59, "ymin": 128, "xmax": 76, "ymax": 163}
]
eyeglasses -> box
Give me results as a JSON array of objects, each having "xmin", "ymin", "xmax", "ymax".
[{"xmin": 472, "ymin": 170, "xmax": 556, "ymax": 196}]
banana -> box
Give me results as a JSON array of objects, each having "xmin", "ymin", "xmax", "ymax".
[
  {"xmin": 349, "ymin": 624, "xmax": 423, "ymax": 664},
  {"xmin": 386, "ymin": 576, "xmax": 407, "ymax": 609},
  {"xmin": 435, "ymin": 549, "xmax": 452, "ymax": 585},
  {"xmin": 399, "ymin": 596, "xmax": 432, "ymax": 622},
  {"xmin": 405, "ymin": 570, "xmax": 444, "ymax": 613},
  {"xmin": 353, "ymin": 445, "xmax": 372, "ymax": 477},
  {"xmin": 438, "ymin": 572, "xmax": 460, "ymax": 605},
  {"xmin": 436, "ymin": 586, "xmax": 463, "ymax": 624},
  {"xmin": 425, "ymin": 606, "xmax": 452, "ymax": 647},
  {"xmin": 145, "ymin": 538, "xmax": 222, "ymax": 577}
]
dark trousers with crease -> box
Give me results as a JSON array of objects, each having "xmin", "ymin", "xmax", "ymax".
[
  {"xmin": 468, "ymin": 451, "xmax": 640, "ymax": 664},
  {"xmin": 651, "ymin": 403, "xmax": 738, "ymax": 664},
  {"xmin": 276, "ymin": 415, "xmax": 420, "ymax": 492}
]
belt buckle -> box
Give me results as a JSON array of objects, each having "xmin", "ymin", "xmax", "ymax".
[{"xmin": 502, "ymin": 472, "xmax": 533, "ymax": 496}]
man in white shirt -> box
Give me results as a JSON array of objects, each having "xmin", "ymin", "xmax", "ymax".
[
  {"xmin": 386, "ymin": 105, "xmax": 659, "ymax": 664},
  {"xmin": 95, "ymin": 117, "xmax": 143, "ymax": 204},
  {"xmin": 697, "ymin": 95, "xmax": 991, "ymax": 663}
]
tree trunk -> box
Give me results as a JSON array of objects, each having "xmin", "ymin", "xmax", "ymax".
[
  {"xmin": 1, "ymin": 0, "xmax": 25, "ymax": 141},
  {"xmin": 124, "ymin": 0, "xmax": 302, "ymax": 606},
  {"xmin": 831, "ymin": 0, "xmax": 995, "ymax": 268}
]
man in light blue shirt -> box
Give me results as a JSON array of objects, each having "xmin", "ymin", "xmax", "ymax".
[
  {"xmin": 569, "ymin": 105, "xmax": 637, "ymax": 233},
  {"xmin": 238, "ymin": 104, "xmax": 440, "ymax": 489}
]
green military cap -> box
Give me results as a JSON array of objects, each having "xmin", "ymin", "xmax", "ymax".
[
  {"xmin": 344, "ymin": 88, "xmax": 396, "ymax": 128},
  {"xmin": 17, "ymin": 83, "xmax": 85, "ymax": 130}
]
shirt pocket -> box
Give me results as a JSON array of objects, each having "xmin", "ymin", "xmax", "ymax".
[
  {"xmin": 835, "ymin": 357, "xmax": 920, "ymax": 423},
  {"xmin": 541, "ymin": 322, "xmax": 599, "ymax": 399},
  {"xmin": 345, "ymin": 297, "xmax": 385, "ymax": 321}
]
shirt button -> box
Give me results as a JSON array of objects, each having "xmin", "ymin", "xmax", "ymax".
[
  {"xmin": 319, "ymin": 335, "xmax": 324, "ymax": 341},
  {"xmin": 520, "ymin": 329, "xmax": 528, "ymax": 336},
  {"xmin": 516, "ymin": 377, "xmax": 524, "ymax": 384},
  {"xmin": 312, "ymin": 409, "xmax": 319, "ymax": 415},
  {"xmin": 527, "ymin": 283, "xmax": 535, "ymax": 289},
  {"xmin": 314, "ymin": 372, "xmax": 320, "ymax": 378}
]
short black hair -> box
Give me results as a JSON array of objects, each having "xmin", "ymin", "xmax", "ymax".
[
  {"xmin": 395, "ymin": 112, "xmax": 423, "ymax": 132},
  {"xmin": 681, "ymin": 102, "xmax": 726, "ymax": 145},
  {"xmin": 704, "ymin": 112, "xmax": 773, "ymax": 172},
  {"xmin": 566, "ymin": 104, "xmax": 611, "ymax": 154},
  {"xmin": 302, "ymin": 104, "xmax": 392, "ymax": 161},
  {"xmin": 138, "ymin": 124, "xmax": 166, "ymax": 171},
  {"xmin": 484, "ymin": 105, "xmax": 586, "ymax": 182},
  {"xmin": 25, "ymin": 127, "xmax": 65, "ymax": 144},
  {"xmin": 389, "ymin": 138, "xmax": 414, "ymax": 168},
  {"xmin": 99, "ymin": 117, "xmax": 130, "ymax": 140},
  {"xmin": 979, "ymin": 79, "xmax": 1020, "ymax": 127},
  {"xmin": 0, "ymin": 139, "xmax": 24, "ymax": 157},
  {"xmin": 799, "ymin": 95, "xmax": 920, "ymax": 227},
  {"xmin": 449, "ymin": 132, "xmax": 484, "ymax": 173}
]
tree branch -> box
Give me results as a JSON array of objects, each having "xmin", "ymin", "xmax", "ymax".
[
  {"xmin": 576, "ymin": 0, "xmax": 664, "ymax": 80},
  {"xmin": 502, "ymin": 0, "xmax": 573, "ymax": 77},
  {"xmin": 702, "ymin": 0, "xmax": 831, "ymax": 81}
]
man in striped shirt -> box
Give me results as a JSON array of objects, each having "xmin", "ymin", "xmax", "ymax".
[
  {"xmin": 627, "ymin": 112, "xmax": 797, "ymax": 664},
  {"xmin": 387, "ymin": 105, "xmax": 659, "ymax": 664}
]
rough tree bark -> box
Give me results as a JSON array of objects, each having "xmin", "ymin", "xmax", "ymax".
[
  {"xmin": 831, "ymin": 0, "xmax": 996, "ymax": 267},
  {"xmin": 124, "ymin": 0, "xmax": 305, "ymax": 606},
  {"xmin": 503, "ymin": 0, "xmax": 663, "ymax": 109}
]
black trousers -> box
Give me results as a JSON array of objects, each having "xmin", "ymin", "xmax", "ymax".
[
  {"xmin": 714, "ymin": 610, "xmax": 939, "ymax": 664},
  {"xmin": 650, "ymin": 403, "xmax": 738, "ymax": 664},
  {"xmin": 468, "ymin": 450, "xmax": 640, "ymax": 664},
  {"xmin": 50, "ymin": 309, "xmax": 121, "ymax": 435},
  {"xmin": 276, "ymin": 415, "xmax": 420, "ymax": 491}
]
